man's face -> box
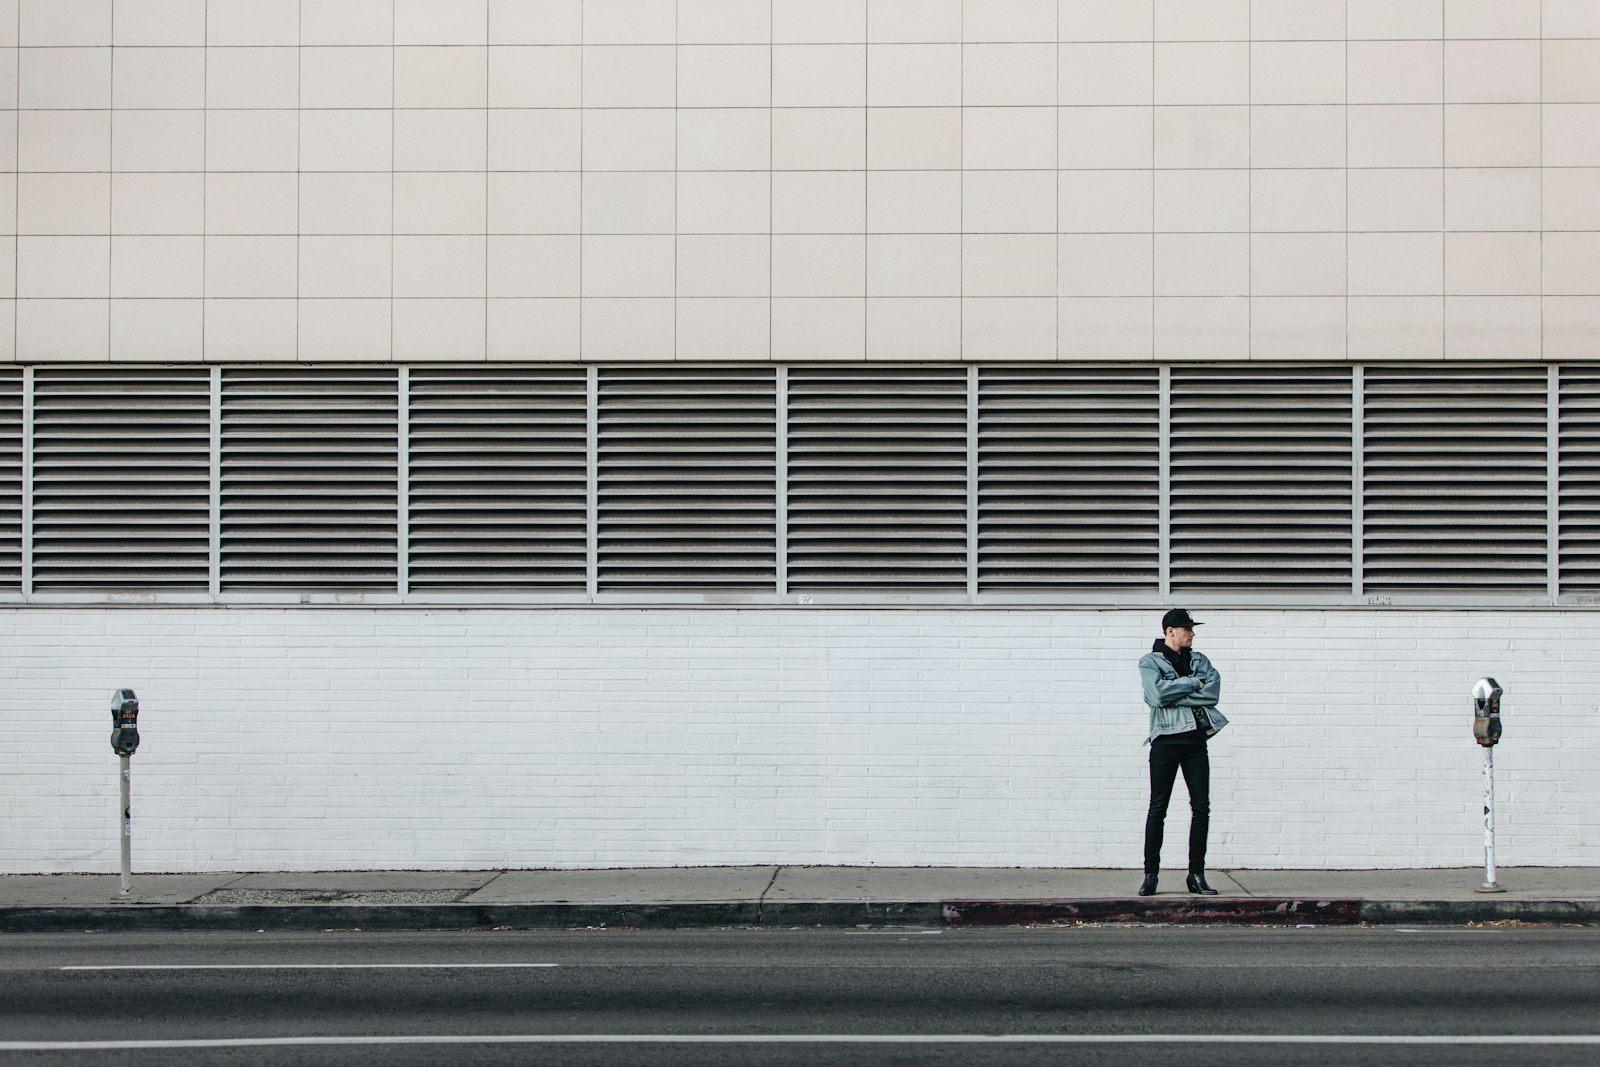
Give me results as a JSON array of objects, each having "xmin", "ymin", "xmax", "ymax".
[{"xmin": 1164, "ymin": 626, "xmax": 1195, "ymax": 651}]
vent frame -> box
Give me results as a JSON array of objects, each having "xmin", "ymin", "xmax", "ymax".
[
  {"xmin": 1169, "ymin": 365, "xmax": 1355, "ymax": 594},
  {"xmin": 1362, "ymin": 365, "xmax": 1550, "ymax": 596},
  {"xmin": 218, "ymin": 366, "xmax": 400, "ymax": 592},
  {"xmin": 976, "ymin": 365, "xmax": 1161, "ymax": 593},
  {"xmin": 595, "ymin": 366, "xmax": 779, "ymax": 592},
  {"xmin": 406, "ymin": 366, "xmax": 589, "ymax": 591},
  {"xmin": 0, "ymin": 369, "xmax": 22, "ymax": 591},
  {"xmin": 786, "ymin": 366, "xmax": 969, "ymax": 592},
  {"xmin": 28, "ymin": 367, "xmax": 211, "ymax": 591}
]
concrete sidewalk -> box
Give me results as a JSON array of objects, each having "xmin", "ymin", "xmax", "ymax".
[{"xmin": 2, "ymin": 867, "xmax": 1596, "ymax": 932}]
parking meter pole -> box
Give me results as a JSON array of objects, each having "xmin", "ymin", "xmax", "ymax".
[
  {"xmin": 1480, "ymin": 746, "xmax": 1500, "ymax": 893},
  {"xmin": 119, "ymin": 756, "xmax": 131, "ymax": 895},
  {"xmin": 1471, "ymin": 677, "xmax": 1505, "ymax": 894}
]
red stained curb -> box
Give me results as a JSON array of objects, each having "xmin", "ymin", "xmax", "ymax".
[{"xmin": 941, "ymin": 897, "xmax": 1364, "ymax": 926}]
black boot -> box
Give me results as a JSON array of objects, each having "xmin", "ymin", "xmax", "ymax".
[
  {"xmin": 1137, "ymin": 873, "xmax": 1158, "ymax": 896},
  {"xmin": 1186, "ymin": 871, "xmax": 1219, "ymax": 895}
]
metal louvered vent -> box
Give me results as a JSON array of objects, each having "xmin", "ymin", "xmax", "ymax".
[
  {"xmin": 220, "ymin": 368, "xmax": 398, "ymax": 590},
  {"xmin": 30, "ymin": 368, "xmax": 210, "ymax": 590},
  {"xmin": 1170, "ymin": 367, "xmax": 1353, "ymax": 592},
  {"xmin": 977, "ymin": 367, "xmax": 1158, "ymax": 591},
  {"xmin": 1363, "ymin": 367, "xmax": 1548, "ymax": 593},
  {"xmin": 1558, "ymin": 366, "xmax": 1600, "ymax": 593},
  {"xmin": 4, "ymin": 360, "xmax": 1592, "ymax": 604},
  {"xmin": 0, "ymin": 371, "xmax": 22, "ymax": 589},
  {"xmin": 787, "ymin": 368, "xmax": 966, "ymax": 590},
  {"xmin": 408, "ymin": 368, "xmax": 587, "ymax": 590},
  {"xmin": 596, "ymin": 367, "xmax": 776, "ymax": 590}
]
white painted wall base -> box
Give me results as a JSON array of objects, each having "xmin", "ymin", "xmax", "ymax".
[{"xmin": 1, "ymin": 609, "xmax": 1593, "ymax": 873}]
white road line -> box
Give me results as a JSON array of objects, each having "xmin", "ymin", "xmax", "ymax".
[
  {"xmin": 49, "ymin": 962, "xmax": 1600, "ymax": 971},
  {"xmin": 0, "ymin": 1035, "xmax": 1597, "ymax": 1051},
  {"xmin": 59, "ymin": 964, "xmax": 559, "ymax": 971}
]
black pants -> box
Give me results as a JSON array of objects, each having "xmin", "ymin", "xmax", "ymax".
[{"xmin": 1143, "ymin": 732, "xmax": 1210, "ymax": 875}]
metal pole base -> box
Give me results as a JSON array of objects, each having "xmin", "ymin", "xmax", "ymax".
[
  {"xmin": 1479, "ymin": 747, "xmax": 1499, "ymax": 896},
  {"xmin": 119, "ymin": 755, "xmax": 132, "ymax": 896}
]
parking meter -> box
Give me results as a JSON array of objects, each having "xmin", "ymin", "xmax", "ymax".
[
  {"xmin": 109, "ymin": 689, "xmax": 139, "ymax": 894},
  {"xmin": 1472, "ymin": 677, "xmax": 1502, "ymax": 747},
  {"xmin": 110, "ymin": 689, "xmax": 140, "ymax": 757}
]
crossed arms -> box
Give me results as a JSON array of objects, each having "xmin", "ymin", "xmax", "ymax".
[{"xmin": 1140, "ymin": 659, "xmax": 1222, "ymax": 709}]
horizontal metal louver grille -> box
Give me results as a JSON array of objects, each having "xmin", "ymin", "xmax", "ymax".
[
  {"xmin": 1171, "ymin": 368, "xmax": 1353, "ymax": 592},
  {"xmin": 220, "ymin": 368, "xmax": 398, "ymax": 590},
  {"xmin": 3, "ymin": 360, "xmax": 1594, "ymax": 604},
  {"xmin": 596, "ymin": 368, "xmax": 776, "ymax": 590},
  {"xmin": 1363, "ymin": 367, "xmax": 1548, "ymax": 593},
  {"xmin": 787, "ymin": 368, "xmax": 966, "ymax": 590},
  {"xmin": 408, "ymin": 368, "xmax": 587, "ymax": 589},
  {"xmin": 1558, "ymin": 366, "xmax": 1600, "ymax": 593},
  {"xmin": 30, "ymin": 368, "xmax": 210, "ymax": 590},
  {"xmin": 0, "ymin": 371, "xmax": 22, "ymax": 589},
  {"xmin": 977, "ymin": 367, "xmax": 1158, "ymax": 591}
]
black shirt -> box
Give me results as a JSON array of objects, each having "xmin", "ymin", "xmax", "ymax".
[{"xmin": 1152, "ymin": 639, "xmax": 1208, "ymax": 742}]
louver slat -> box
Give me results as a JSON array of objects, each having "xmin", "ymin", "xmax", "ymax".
[
  {"xmin": 1363, "ymin": 368, "xmax": 1547, "ymax": 593},
  {"xmin": 30, "ymin": 368, "xmax": 210, "ymax": 590},
  {"xmin": 977, "ymin": 367, "xmax": 1158, "ymax": 591},
  {"xmin": 1170, "ymin": 367, "xmax": 1353, "ymax": 592},
  {"xmin": 1559, "ymin": 366, "xmax": 1600, "ymax": 593},
  {"xmin": 408, "ymin": 368, "xmax": 587, "ymax": 589},
  {"xmin": 788, "ymin": 368, "xmax": 966, "ymax": 590},
  {"xmin": 596, "ymin": 368, "xmax": 776, "ymax": 590},
  {"xmin": 0, "ymin": 371, "xmax": 22, "ymax": 589},
  {"xmin": 221, "ymin": 368, "xmax": 398, "ymax": 590}
]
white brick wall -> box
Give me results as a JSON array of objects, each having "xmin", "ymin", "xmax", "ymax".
[
  {"xmin": 2, "ymin": 607, "xmax": 1594, "ymax": 872},
  {"xmin": 5, "ymin": 0, "xmax": 1600, "ymax": 362}
]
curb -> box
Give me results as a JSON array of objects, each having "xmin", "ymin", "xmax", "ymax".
[
  {"xmin": 0, "ymin": 903, "xmax": 760, "ymax": 934},
  {"xmin": 1361, "ymin": 900, "xmax": 1600, "ymax": 925},
  {"xmin": 942, "ymin": 898, "xmax": 1362, "ymax": 926},
  {"xmin": 3, "ymin": 898, "xmax": 1598, "ymax": 933}
]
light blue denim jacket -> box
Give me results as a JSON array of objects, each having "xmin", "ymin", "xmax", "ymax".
[{"xmin": 1138, "ymin": 646, "xmax": 1227, "ymax": 745}]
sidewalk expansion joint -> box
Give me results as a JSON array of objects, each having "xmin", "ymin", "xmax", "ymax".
[
  {"xmin": 181, "ymin": 873, "xmax": 251, "ymax": 904},
  {"xmin": 756, "ymin": 866, "xmax": 783, "ymax": 925},
  {"xmin": 469, "ymin": 870, "xmax": 509, "ymax": 901}
]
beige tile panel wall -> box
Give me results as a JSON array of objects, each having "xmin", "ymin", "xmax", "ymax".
[{"xmin": 2, "ymin": 0, "xmax": 1599, "ymax": 362}]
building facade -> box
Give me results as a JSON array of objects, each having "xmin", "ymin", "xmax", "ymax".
[{"xmin": 3, "ymin": 0, "xmax": 1599, "ymax": 872}]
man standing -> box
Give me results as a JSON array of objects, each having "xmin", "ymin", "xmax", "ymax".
[{"xmin": 1137, "ymin": 608, "xmax": 1228, "ymax": 896}]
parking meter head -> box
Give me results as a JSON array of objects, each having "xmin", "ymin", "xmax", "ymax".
[
  {"xmin": 1472, "ymin": 677, "xmax": 1502, "ymax": 747},
  {"xmin": 109, "ymin": 688, "xmax": 140, "ymax": 757}
]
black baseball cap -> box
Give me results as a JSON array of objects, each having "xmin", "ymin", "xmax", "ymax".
[{"xmin": 1161, "ymin": 608, "xmax": 1202, "ymax": 629}]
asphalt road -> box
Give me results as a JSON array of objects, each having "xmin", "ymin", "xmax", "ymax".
[{"xmin": 1, "ymin": 925, "xmax": 1598, "ymax": 1066}]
